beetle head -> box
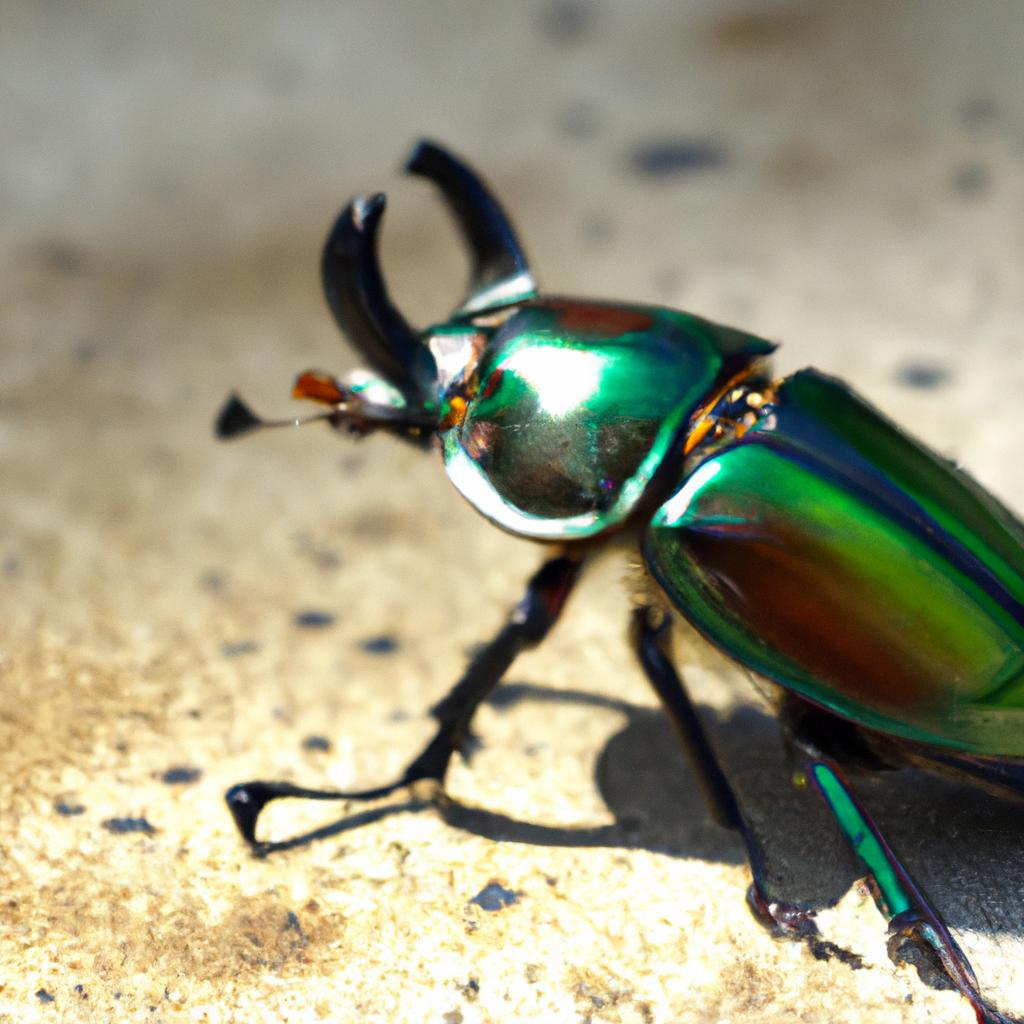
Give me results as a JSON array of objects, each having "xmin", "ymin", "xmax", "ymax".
[{"xmin": 215, "ymin": 140, "xmax": 535, "ymax": 446}]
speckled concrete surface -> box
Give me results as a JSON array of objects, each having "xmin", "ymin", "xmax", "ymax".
[{"xmin": 3, "ymin": 2, "xmax": 1024, "ymax": 1022}]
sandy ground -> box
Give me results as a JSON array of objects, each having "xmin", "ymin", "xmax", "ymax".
[{"xmin": 3, "ymin": 2, "xmax": 1024, "ymax": 1022}]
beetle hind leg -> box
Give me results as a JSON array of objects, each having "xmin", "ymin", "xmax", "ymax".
[
  {"xmin": 226, "ymin": 553, "xmax": 583, "ymax": 855},
  {"xmin": 632, "ymin": 608, "xmax": 1017, "ymax": 1022},
  {"xmin": 784, "ymin": 704, "xmax": 1020, "ymax": 1024}
]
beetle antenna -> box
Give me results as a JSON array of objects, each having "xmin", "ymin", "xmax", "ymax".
[{"xmin": 214, "ymin": 393, "xmax": 337, "ymax": 440}]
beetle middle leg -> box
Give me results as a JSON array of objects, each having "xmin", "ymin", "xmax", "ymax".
[
  {"xmin": 629, "ymin": 605, "xmax": 856, "ymax": 960},
  {"xmin": 226, "ymin": 552, "xmax": 584, "ymax": 854}
]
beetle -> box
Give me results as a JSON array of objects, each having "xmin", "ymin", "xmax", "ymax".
[{"xmin": 216, "ymin": 140, "xmax": 1024, "ymax": 1024}]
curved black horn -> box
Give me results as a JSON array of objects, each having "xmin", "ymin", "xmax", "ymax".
[
  {"xmin": 405, "ymin": 140, "xmax": 537, "ymax": 314},
  {"xmin": 321, "ymin": 193, "xmax": 436, "ymax": 404}
]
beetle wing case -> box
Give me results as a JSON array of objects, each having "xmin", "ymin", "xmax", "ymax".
[{"xmin": 645, "ymin": 369, "xmax": 1024, "ymax": 755}]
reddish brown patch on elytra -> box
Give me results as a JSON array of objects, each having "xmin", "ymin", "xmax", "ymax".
[
  {"xmin": 545, "ymin": 300, "xmax": 653, "ymax": 336},
  {"xmin": 685, "ymin": 529, "xmax": 938, "ymax": 711}
]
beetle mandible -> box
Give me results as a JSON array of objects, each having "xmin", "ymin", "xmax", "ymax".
[{"xmin": 217, "ymin": 140, "xmax": 1024, "ymax": 1024}]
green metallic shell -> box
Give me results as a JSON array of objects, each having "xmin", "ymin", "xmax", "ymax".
[
  {"xmin": 644, "ymin": 370, "xmax": 1024, "ymax": 755},
  {"xmin": 438, "ymin": 299, "xmax": 774, "ymax": 541}
]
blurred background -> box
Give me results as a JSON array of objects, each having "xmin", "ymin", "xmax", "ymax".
[{"xmin": 3, "ymin": 2, "xmax": 1024, "ymax": 1022}]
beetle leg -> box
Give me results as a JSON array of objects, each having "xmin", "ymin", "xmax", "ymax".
[
  {"xmin": 630, "ymin": 606, "xmax": 746, "ymax": 832},
  {"xmin": 226, "ymin": 553, "xmax": 584, "ymax": 854},
  {"xmin": 785, "ymin": 714, "xmax": 1016, "ymax": 1024},
  {"xmin": 630, "ymin": 606, "xmax": 863, "ymax": 962}
]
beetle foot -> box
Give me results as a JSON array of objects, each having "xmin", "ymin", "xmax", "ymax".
[
  {"xmin": 747, "ymin": 883, "xmax": 864, "ymax": 969},
  {"xmin": 886, "ymin": 911, "xmax": 1019, "ymax": 1024},
  {"xmin": 886, "ymin": 913, "xmax": 960, "ymax": 994},
  {"xmin": 224, "ymin": 774, "xmax": 440, "ymax": 856},
  {"xmin": 225, "ymin": 781, "xmax": 280, "ymax": 852},
  {"xmin": 747, "ymin": 881, "xmax": 818, "ymax": 938}
]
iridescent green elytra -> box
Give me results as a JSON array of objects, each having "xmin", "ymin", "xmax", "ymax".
[{"xmin": 644, "ymin": 370, "xmax": 1024, "ymax": 755}]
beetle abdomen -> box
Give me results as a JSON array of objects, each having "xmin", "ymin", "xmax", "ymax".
[{"xmin": 644, "ymin": 369, "xmax": 1024, "ymax": 755}]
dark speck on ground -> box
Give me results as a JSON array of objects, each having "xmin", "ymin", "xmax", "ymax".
[
  {"xmin": 198, "ymin": 570, "xmax": 227, "ymax": 593},
  {"xmin": 629, "ymin": 139, "xmax": 727, "ymax": 178},
  {"xmin": 896, "ymin": 362, "xmax": 951, "ymax": 390},
  {"xmin": 159, "ymin": 766, "xmax": 202, "ymax": 785},
  {"xmin": 359, "ymin": 635, "xmax": 398, "ymax": 655},
  {"xmin": 35, "ymin": 989, "xmax": 55, "ymax": 1004},
  {"xmin": 36, "ymin": 238, "xmax": 89, "ymax": 276},
  {"xmin": 470, "ymin": 882, "xmax": 521, "ymax": 912},
  {"xmin": 102, "ymin": 817, "xmax": 157, "ymax": 835},
  {"xmin": 54, "ymin": 800, "xmax": 85, "ymax": 816},
  {"xmin": 538, "ymin": 0, "xmax": 591, "ymax": 45},
  {"xmin": 221, "ymin": 639, "xmax": 260, "ymax": 657},
  {"xmin": 293, "ymin": 609, "xmax": 336, "ymax": 629},
  {"xmin": 959, "ymin": 96, "xmax": 1000, "ymax": 129},
  {"xmin": 302, "ymin": 735, "xmax": 332, "ymax": 752},
  {"xmin": 951, "ymin": 161, "xmax": 990, "ymax": 197}
]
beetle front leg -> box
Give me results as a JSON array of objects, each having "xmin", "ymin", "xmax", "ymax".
[{"xmin": 226, "ymin": 552, "xmax": 584, "ymax": 854}]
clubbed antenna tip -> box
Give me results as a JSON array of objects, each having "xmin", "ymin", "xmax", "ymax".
[{"xmin": 215, "ymin": 394, "xmax": 265, "ymax": 439}]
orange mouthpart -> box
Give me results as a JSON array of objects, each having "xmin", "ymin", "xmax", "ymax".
[{"xmin": 293, "ymin": 371, "xmax": 345, "ymax": 405}]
